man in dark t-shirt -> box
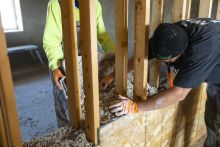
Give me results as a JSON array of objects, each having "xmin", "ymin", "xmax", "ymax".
[{"xmin": 109, "ymin": 18, "xmax": 220, "ymax": 146}]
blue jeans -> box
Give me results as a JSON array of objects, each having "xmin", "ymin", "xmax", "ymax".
[
  {"xmin": 50, "ymin": 70, "xmax": 69, "ymax": 127},
  {"xmin": 204, "ymin": 84, "xmax": 220, "ymax": 147}
]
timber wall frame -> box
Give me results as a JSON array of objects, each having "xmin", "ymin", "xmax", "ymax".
[{"xmin": 0, "ymin": 0, "xmax": 219, "ymax": 146}]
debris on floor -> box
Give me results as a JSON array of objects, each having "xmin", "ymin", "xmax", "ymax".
[
  {"xmin": 24, "ymin": 56, "xmax": 160, "ymax": 146},
  {"xmin": 23, "ymin": 126, "xmax": 93, "ymax": 147}
]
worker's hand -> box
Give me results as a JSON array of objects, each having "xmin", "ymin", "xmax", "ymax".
[
  {"xmin": 53, "ymin": 68, "xmax": 64, "ymax": 90},
  {"xmin": 100, "ymin": 75, "xmax": 114, "ymax": 91},
  {"xmin": 109, "ymin": 95, "xmax": 138, "ymax": 117}
]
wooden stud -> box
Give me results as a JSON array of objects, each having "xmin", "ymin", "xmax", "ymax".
[
  {"xmin": 167, "ymin": 0, "xmax": 188, "ymax": 88},
  {"xmin": 115, "ymin": 0, "xmax": 129, "ymax": 95},
  {"xmin": 0, "ymin": 16, "xmax": 22, "ymax": 147},
  {"xmin": 79, "ymin": 0, "xmax": 100, "ymax": 144},
  {"xmin": 134, "ymin": 0, "xmax": 150, "ymax": 100},
  {"xmin": 60, "ymin": 0, "xmax": 81, "ymax": 128},
  {"xmin": 0, "ymin": 107, "xmax": 8, "ymax": 147},
  {"xmin": 149, "ymin": 0, "xmax": 164, "ymax": 88},
  {"xmin": 198, "ymin": 0, "xmax": 213, "ymax": 18},
  {"xmin": 216, "ymin": 0, "xmax": 220, "ymax": 19},
  {"xmin": 172, "ymin": 0, "xmax": 187, "ymax": 22},
  {"xmin": 185, "ymin": 0, "xmax": 192, "ymax": 19}
]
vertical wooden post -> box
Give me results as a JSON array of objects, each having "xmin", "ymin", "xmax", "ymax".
[
  {"xmin": 0, "ymin": 16, "xmax": 22, "ymax": 147},
  {"xmin": 185, "ymin": 0, "xmax": 192, "ymax": 19},
  {"xmin": 217, "ymin": 0, "xmax": 220, "ymax": 19},
  {"xmin": 115, "ymin": 0, "xmax": 129, "ymax": 95},
  {"xmin": 198, "ymin": 0, "xmax": 213, "ymax": 18},
  {"xmin": 0, "ymin": 107, "xmax": 8, "ymax": 147},
  {"xmin": 166, "ymin": 0, "xmax": 188, "ymax": 88},
  {"xmin": 172, "ymin": 0, "xmax": 187, "ymax": 22},
  {"xmin": 79, "ymin": 0, "xmax": 100, "ymax": 144},
  {"xmin": 60, "ymin": 0, "xmax": 81, "ymax": 128},
  {"xmin": 134, "ymin": 0, "xmax": 150, "ymax": 100},
  {"xmin": 149, "ymin": 0, "xmax": 164, "ymax": 88}
]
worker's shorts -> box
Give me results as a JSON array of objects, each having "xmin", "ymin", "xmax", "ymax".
[{"xmin": 204, "ymin": 83, "xmax": 220, "ymax": 147}]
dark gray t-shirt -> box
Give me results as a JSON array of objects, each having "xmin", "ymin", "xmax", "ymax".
[{"xmin": 169, "ymin": 19, "xmax": 220, "ymax": 88}]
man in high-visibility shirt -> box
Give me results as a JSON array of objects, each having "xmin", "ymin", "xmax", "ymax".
[{"xmin": 43, "ymin": 0, "xmax": 115, "ymax": 127}]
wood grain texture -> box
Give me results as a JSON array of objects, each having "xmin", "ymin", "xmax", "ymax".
[
  {"xmin": 0, "ymin": 16, "xmax": 22, "ymax": 147},
  {"xmin": 0, "ymin": 107, "xmax": 8, "ymax": 147},
  {"xmin": 60, "ymin": 0, "xmax": 82, "ymax": 128},
  {"xmin": 115, "ymin": 0, "xmax": 129, "ymax": 96},
  {"xmin": 134, "ymin": 0, "xmax": 150, "ymax": 100},
  {"xmin": 79, "ymin": 0, "xmax": 100, "ymax": 144},
  {"xmin": 198, "ymin": 0, "xmax": 213, "ymax": 17},
  {"xmin": 172, "ymin": 0, "xmax": 187, "ymax": 22},
  {"xmin": 100, "ymin": 85, "xmax": 207, "ymax": 146},
  {"xmin": 217, "ymin": 0, "xmax": 220, "ymax": 19},
  {"xmin": 149, "ymin": 0, "xmax": 164, "ymax": 88}
]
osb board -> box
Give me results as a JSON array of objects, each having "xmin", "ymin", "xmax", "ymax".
[
  {"xmin": 99, "ymin": 112, "xmax": 147, "ymax": 146},
  {"xmin": 99, "ymin": 85, "xmax": 207, "ymax": 147}
]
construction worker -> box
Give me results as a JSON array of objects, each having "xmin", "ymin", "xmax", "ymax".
[
  {"xmin": 109, "ymin": 18, "xmax": 220, "ymax": 146},
  {"xmin": 43, "ymin": 0, "xmax": 115, "ymax": 127}
]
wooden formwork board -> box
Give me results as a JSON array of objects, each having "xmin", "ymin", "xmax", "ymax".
[
  {"xmin": 133, "ymin": 0, "xmax": 150, "ymax": 100},
  {"xmin": 79, "ymin": 0, "xmax": 100, "ymax": 144},
  {"xmin": 115, "ymin": 0, "xmax": 129, "ymax": 96},
  {"xmin": 0, "ymin": 16, "xmax": 22, "ymax": 147},
  {"xmin": 149, "ymin": 0, "xmax": 164, "ymax": 88},
  {"xmin": 60, "ymin": 0, "xmax": 81, "ymax": 128}
]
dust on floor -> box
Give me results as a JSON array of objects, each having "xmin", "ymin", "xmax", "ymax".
[{"xmin": 24, "ymin": 56, "xmax": 159, "ymax": 146}]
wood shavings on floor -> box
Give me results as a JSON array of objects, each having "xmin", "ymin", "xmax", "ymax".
[{"xmin": 24, "ymin": 56, "xmax": 159, "ymax": 146}]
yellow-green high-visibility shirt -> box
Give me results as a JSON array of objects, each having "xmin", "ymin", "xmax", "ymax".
[{"xmin": 43, "ymin": 0, "xmax": 115, "ymax": 71}]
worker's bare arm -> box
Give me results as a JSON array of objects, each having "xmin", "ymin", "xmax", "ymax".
[{"xmin": 138, "ymin": 86, "xmax": 191, "ymax": 112}]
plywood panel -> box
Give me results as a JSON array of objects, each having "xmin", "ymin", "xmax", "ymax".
[{"xmin": 99, "ymin": 113, "xmax": 147, "ymax": 146}]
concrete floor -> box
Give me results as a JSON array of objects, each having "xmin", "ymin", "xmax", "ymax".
[{"xmin": 12, "ymin": 60, "xmax": 57, "ymax": 142}]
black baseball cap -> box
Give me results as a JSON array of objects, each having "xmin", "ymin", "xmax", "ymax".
[{"xmin": 149, "ymin": 23, "xmax": 189, "ymax": 60}]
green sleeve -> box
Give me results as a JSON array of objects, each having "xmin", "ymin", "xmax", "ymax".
[
  {"xmin": 43, "ymin": 0, "xmax": 63, "ymax": 71},
  {"xmin": 96, "ymin": 1, "xmax": 115, "ymax": 53}
]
